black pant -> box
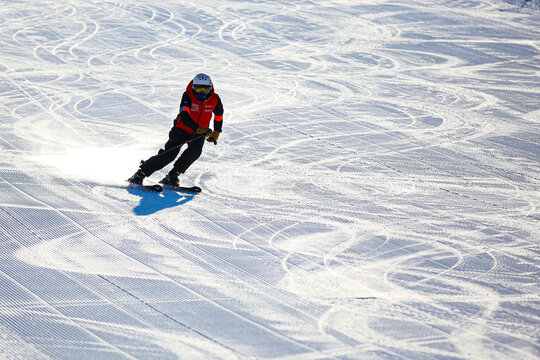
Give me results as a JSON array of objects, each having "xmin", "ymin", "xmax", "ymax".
[{"xmin": 139, "ymin": 127, "xmax": 204, "ymax": 177}]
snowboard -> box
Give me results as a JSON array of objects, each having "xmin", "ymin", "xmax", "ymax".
[
  {"xmin": 161, "ymin": 184, "xmax": 202, "ymax": 193},
  {"xmin": 127, "ymin": 183, "xmax": 163, "ymax": 192}
]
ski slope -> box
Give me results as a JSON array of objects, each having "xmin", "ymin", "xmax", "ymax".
[{"xmin": 0, "ymin": 0, "xmax": 539, "ymax": 359}]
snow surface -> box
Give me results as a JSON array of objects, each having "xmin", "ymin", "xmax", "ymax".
[{"xmin": 0, "ymin": 0, "xmax": 539, "ymax": 359}]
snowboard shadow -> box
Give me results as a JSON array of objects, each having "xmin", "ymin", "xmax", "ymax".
[{"xmin": 127, "ymin": 187, "xmax": 195, "ymax": 215}]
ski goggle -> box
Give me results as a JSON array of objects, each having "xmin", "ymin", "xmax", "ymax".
[{"xmin": 193, "ymin": 85, "xmax": 211, "ymax": 94}]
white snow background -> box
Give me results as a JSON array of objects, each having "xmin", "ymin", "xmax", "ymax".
[{"xmin": 0, "ymin": 0, "xmax": 539, "ymax": 359}]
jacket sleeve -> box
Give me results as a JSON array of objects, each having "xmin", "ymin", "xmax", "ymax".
[
  {"xmin": 175, "ymin": 92, "xmax": 199, "ymax": 130},
  {"xmin": 213, "ymin": 95, "xmax": 224, "ymax": 132}
]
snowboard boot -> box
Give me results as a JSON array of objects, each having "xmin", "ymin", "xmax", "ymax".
[
  {"xmin": 160, "ymin": 171, "xmax": 180, "ymax": 187},
  {"xmin": 128, "ymin": 169, "xmax": 146, "ymax": 185}
]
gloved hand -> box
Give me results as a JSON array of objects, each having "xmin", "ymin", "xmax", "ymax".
[
  {"xmin": 206, "ymin": 131, "xmax": 220, "ymax": 145},
  {"xmin": 196, "ymin": 127, "xmax": 212, "ymax": 135}
]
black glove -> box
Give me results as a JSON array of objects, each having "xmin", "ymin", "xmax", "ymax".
[{"xmin": 206, "ymin": 131, "xmax": 220, "ymax": 145}]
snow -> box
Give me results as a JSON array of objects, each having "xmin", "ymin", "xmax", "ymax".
[{"xmin": 0, "ymin": 0, "xmax": 539, "ymax": 359}]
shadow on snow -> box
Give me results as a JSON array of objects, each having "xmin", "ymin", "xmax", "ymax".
[{"xmin": 126, "ymin": 187, "xmax": 196, "ymax": 215}]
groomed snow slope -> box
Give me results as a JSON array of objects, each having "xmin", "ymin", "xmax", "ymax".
[{"xmin": 0, "ymin": 0, "xmax": 539, "ymax": 359}]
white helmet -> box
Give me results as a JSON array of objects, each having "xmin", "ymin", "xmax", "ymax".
[
  {"xmin": 193, "ymin": 73, "xmax": 212, "ymax": 86},
  {"xmin": 192, "ymin": 73, "xmax": 213, "ymax": 100}
]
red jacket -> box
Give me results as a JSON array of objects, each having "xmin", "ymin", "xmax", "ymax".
[{"xmin": 175, "ymin": 80, "xmax": 223, "ymax": 134}]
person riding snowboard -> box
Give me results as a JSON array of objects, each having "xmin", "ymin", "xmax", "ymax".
[{"xmin": 128, "ymin": 73, "xmax": 223, "ymax": 187}]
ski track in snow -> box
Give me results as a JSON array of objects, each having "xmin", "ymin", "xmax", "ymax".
[{"xmin": 0, "ymin": 0, "xmax": 539, "ymax": 359}]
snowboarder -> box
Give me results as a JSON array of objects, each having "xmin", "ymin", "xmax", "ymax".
[{"xmin": 128, "ymin": 73, "xmax": 223, "ymax": 187}]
